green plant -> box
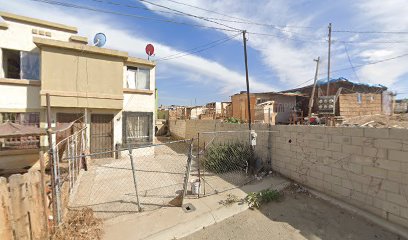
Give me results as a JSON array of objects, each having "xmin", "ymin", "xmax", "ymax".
[
  {"xmin": 245, "ymin": 189, "xmax": 280, "ymax": 209},
  {"xmin": 225, "ymin": 117, "xmax": 241, "ymax": 124},
  {"xmin": 219, "ymin": 194, "xmax": 241, "ymax": 206},
  {"xmin": 203, "ymin": 142, "xmax": 252, "ymax": 173}
]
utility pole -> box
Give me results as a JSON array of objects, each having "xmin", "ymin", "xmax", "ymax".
[
  {"xmin": 242, "ymin": 30, "xmax": 252, "ymax": 129},
  {"xmin": 327, "ymin": 23, "xmax": 332, "ymax": 96},
  {"xmin": 308, "ymin": 57, "xmax": 320, "ymax": 118},
  {"xmin": 242, "ymin": 30, "xmax": 255, "ymax": 175}
]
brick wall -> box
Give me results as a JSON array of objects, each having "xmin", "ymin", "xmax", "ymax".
[
  {"xmin": 339, "ymin": 93, "xmax": 382, "ymax": 117},
  {"xmin": 169, "ymin": 120, "xmax": 408, "ymax": 229}
]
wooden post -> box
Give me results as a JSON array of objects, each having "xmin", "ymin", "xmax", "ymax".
[
  {"xmin": 26, "ymin": 171, "xmax": 48, "ymax": 240},
  {"xmin": 46, "ymin": 93, "xmax": 58, "ymax": 227},
  {"xmin": 0, "ymin": 177, "xmax": 13, "ymax": 240},
  {"xmin": 9, "ymin": 174, "xmax": 30, "ymax": 240},
  {"xmin": 327, "ymin": 23, "xmax": 332, "ymax": 96},
  {"xmin": 308, "ymin": 57, "xmax": 320, "ymax": 118},
  {"xmin": 39, "ymin": 152, "xmax": 50, "ymax": 238}
]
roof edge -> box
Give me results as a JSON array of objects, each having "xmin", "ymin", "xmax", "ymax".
[
  {"xmin": 34, "ymin": 37, "xmax": 128, "ymax": 59},
  {"xmin": 0, "ymin": 11, "xmax": 78, "ymax": 33}
]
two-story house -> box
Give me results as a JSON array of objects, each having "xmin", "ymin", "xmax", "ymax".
[{"xmin": 0, "ymin": 12, "xmax": 156, "ymax": 169}]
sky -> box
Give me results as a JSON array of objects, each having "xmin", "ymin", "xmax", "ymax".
[{"xmin": 1, "ymin": 0, "xmax": 408, "ymax": 105}]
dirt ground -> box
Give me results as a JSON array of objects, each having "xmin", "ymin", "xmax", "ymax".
[
  {"xmin": 182, "ymin": 190, "xmax": 404, "ymax": 240},
  {"xmin": 341, "ymin": 113, "xmax": 408, "ymax": 128}
]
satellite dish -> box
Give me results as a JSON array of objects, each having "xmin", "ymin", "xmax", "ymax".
[
  {"xmin": 93, "ymin": 33, "xmax": 106, "ymax": 47},
  {"xmin": 145, "ymin": 44, "xmax": 155, "ymax": 59}
]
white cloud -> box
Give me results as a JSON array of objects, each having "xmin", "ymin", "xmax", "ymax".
[
  {"xmin": 0, "ymin": 0, "xmax": 274, "ymax": 99},
  {"xmin": 352, "ymin": 0, "xmax": 408, "ymax": 87},
  {"xmin": 143, "ymin": 0, "xmax": 408, "ymax": 92}
]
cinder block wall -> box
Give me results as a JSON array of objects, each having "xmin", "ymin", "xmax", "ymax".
[
  {"xmin": 168, "ymin": 120, "xmax": 187, "ymax": 139},
  {"xmin": 169, "ymin": 120, "xmax": 408, "ymax": 229},
  {"xmin": 271, "ymin": 125, "xmax": 408, "ymax": 228}
]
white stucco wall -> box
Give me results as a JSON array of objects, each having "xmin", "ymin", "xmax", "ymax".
[
  {"xmin": 0, "ymin": 19, "xmax": 71, "ymax": 51},
  {"xmin": 121, "ymin": 65, "xmax": 156, "ymax": 143},
  {"xmin": 0, "ymin": 84, "xmax": 41, "ymax": 110}
]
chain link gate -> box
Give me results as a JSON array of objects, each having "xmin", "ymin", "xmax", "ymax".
[
  {"xmin": 196, "ymin": 130, "xmax": 275, "ymax": 196},
  {"xmin": 69, "ymin": 139, "xmax": 194, "ymax": 220}
]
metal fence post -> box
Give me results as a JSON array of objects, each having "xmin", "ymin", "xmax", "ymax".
[
  {"xmin": 128, "ymin": 145, "xmax": 142, "ymax": 212},
  {"xmin": 181, "ymin": 139, "xmax": 194, "ymax": 205}
]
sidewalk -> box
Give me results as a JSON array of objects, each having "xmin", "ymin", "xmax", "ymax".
[{"xmin": 103, "ymin": 175, "xmax": 290, "ymax": 240}]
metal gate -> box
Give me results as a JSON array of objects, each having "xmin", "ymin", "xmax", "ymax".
[
  {"xmin": 69, "ymin": 139, "xmax": 194, "ymax": 220},
  {"xmin": 90, "ymin": 114, "xmax": 113, "ymax": 158}
]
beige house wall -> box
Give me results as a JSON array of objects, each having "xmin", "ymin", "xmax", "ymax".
[
  {"xmin": 169, "ymin": 120, "xmax": 408, "ymax": 229},
  {"xmin": 39, "ymin": 46, "xmax": 125, "ymax": 109}
]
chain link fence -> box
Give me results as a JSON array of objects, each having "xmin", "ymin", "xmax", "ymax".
[
  {"xmin": 68, "ymin": 139, "xmax": 193, "ymax": 220},
  {"xmin": 195, "ymin": 130, "xmax": 275, "ymax": 196}
]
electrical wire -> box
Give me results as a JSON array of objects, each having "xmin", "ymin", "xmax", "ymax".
[
  {"xmin": 158, "ymin": 0, "xmax": 318, "ymax": 30},
  {"xmin": 343, "ymin": 43, "xmax": 360, "ymax": 82},
  {"xmin": 247, "ymin": 31, "xmax": 327, "ymax": 43},
  {"xmin": 293, "ymin": 52, "xmax": 408, "ymax": 89},
  {"xmin": 137, "ymin": 0, "xmax": 242, "ymax": 31},
  {"xmin": 333, "ymin": 30, "xmax": 408, "ymax": 34},
  {"xmin": 28, "ymin": 0, "xmax": 241, "ymax": 32},
  {"xmin": 156, "ymin": 32, "xmax": 241, "ymax": 61},
  {"xmin": 88, "ymin": 0, "xmax": 323, "ymax": 38}
]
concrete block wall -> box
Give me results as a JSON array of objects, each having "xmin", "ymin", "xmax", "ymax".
[
  {"xmin": 168, "ymin": 120, "xmax": 187, "ymax": 139},
  {"xmin": 270, "ymin": 125, "xmax": 408, "ymax": 229},
  {"xmin": 168, "ymin": 120, "xmax": 408, "ymax": 229},
  {"xmin": 169, "ymin": 120, "xmax": 274, "ymax": 167}
]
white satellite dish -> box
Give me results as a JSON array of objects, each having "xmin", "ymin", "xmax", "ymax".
[{"xmin": 93, "ymin": 33, "xmax": 106, "ymax": 47}]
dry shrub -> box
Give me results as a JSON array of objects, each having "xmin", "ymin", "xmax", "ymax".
[{"xmin": 52, "ymin": 208, "xmax": 103, "ymax": 240}]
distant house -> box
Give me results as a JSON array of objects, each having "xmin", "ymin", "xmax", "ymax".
[
  {"xmin": 231, "ymin": 91, "xmax": 306, "ymax": 124},
  {"xmin": 395, "ymin": 99, "xmax": 408, "ymax": 113},
  {"xmin": 281, "ymin": 77, "xmax": 393, "ymax": 118}
]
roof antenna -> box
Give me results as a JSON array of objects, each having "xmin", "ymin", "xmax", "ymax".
[{"xmin": 93, "ymin": 33, "xmax": 106, "ymax": 47}]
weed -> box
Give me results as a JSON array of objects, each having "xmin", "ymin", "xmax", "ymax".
[{"xmin": 245, "ymin": 189, "xmax": 281, "ymax": 209}]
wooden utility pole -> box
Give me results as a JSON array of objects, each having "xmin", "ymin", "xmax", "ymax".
[
  {"xmin": 327, "ymin": 23, "xmax": 332, "ymax": 96},
  {"xmin": 242, "ymin": 30, "xmax": 252, "ymax": 128},
  {"xmin": 308, "ymin": 57, "xmax": 320, "ymax": 117},
  {"xmin": 242, "ymin": 30, "xmax": 255, "ymax": 174},
  {"xmin": 46, "ymin": 93, "xmax": 57, "ymax": 229}
]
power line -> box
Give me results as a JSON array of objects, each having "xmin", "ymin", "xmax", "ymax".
[
  {"xmin": 159, "ymin": 0, "xmax": 318, "ymax": 30},
  {"xmin": 333, "ymin": 30, "xmax": 408, "ymax": 34},
  {"xmin": 247, "ymin": 31, "xmax": 327, "ymax": 43},
  {"xmin": 137, "ymin": 0, "xmax": 241, "ymax": 31},
  {"xmin": 343, "ymin": 43, "xmax": 360, "ymax": 82},
  {"xmin": 28, "ymin": 0, "xmax": 241, "ymax": 32},
  {"xmin": 293, "ymin": 52, "xmax": 408, "ymax": 88},
  {"xmin": 156, "ymin": 32, "xmax": 241, "ymax": 61},
  {"xmin": 338, "ymin": 40, "xmax": 408, "ymax": 44}
]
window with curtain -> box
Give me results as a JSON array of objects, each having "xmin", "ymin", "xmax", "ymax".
[
  {"xmin": 126, "ymin": 67, "xmax": 150, "ymax": 90},
  {"xmin": 123, "ymin": 112, "xmax": 153, "ymax": 145}
]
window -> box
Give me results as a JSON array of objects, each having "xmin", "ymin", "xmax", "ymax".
[
  {"xmin": 126, "ymin": 67, "xmax": 150, "ymax": 90},
  {"xmin": 123, "ymin": 112, "xmax": 153, "ymax": 145},
  {"xmin": 357, "ymin": 93, "xmax": 362, "ymax": 104},
  {"xmin": 0, "ymin": 112, "xmax": 40, "ymax": 150},
  {"xmin": 2, "ymin": 49, "xmax": 40, "ymax": 80}
]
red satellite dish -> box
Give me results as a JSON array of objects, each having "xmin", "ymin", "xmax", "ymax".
[{"xmin": 145, "ymin": 44, "xmax": 154, "ymax": 56}]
